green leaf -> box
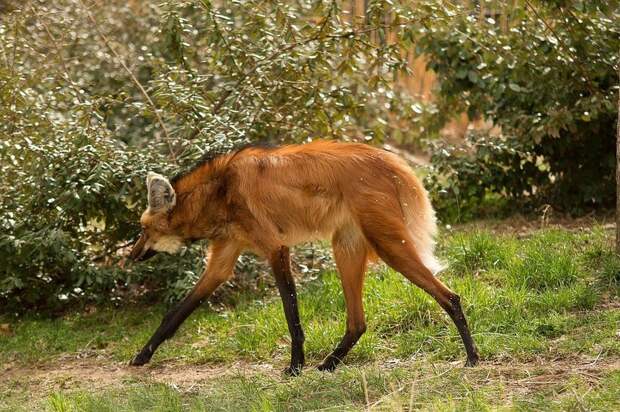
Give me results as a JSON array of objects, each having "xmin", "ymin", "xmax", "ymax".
[{"xmin": 508, "ymin": 83, "xmax": 522, "ymax": 92}]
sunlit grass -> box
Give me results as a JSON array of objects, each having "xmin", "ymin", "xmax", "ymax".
[
  {"xmin": 1, "ymin": 224, "xmax": 619, "ymax": 411},
  {"xmin": 3, "ymin": 366, "xmax": 618, "ymax": 412}
]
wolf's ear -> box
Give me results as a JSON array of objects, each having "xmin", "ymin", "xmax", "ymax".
[{"xmin": 146, "ymin": 172, "xmax": 176, "ymax": 212}]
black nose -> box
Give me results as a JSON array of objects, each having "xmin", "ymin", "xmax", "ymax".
[{"xmin": 136, "ymin": 249, "xmax": 159, "ymax": 261}]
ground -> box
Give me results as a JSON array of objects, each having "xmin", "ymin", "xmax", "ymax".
[{"xmin": 1, "ymin": 218, "xmax": 619, "ymax": 411}]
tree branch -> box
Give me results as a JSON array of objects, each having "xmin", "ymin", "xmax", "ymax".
[
  {"xmin": 78, "ymin": 0, "xmax": 178, "ymax": 164},
  {"xmin": 210, "ymin": 16, "xmax": 415, "ymax": 114}
]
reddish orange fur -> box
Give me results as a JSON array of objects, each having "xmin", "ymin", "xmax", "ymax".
[
  {"xmin": 141, "ymin": 140, "xmax": 448, "ymax": 316},
  {"xmin": 131, "ymin": 140, "xmax": 479, "ymax": 369},
  {"xmin": 157, "ymin": 141, "xmax": 439, "ymax": 267}
]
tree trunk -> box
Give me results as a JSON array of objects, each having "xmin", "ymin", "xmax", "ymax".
[{"xmin": 616, "ymin": 68, "xmax": 620, "ymax": 254}]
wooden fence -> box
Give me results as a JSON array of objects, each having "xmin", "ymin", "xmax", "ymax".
[{"xmin": 342, "ymin": 0, "xmax": 513, "ymax": 139}]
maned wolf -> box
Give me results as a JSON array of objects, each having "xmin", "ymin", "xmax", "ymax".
[{"xmin": 128, "ymin": 141, "xmax": 479, "ymax": 374}]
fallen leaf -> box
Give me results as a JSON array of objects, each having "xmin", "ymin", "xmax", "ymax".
[{"xmin": 0, "ymin": 323, "xmax": 12, "ymax": 336}]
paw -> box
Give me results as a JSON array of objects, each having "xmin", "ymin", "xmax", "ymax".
[
  {"xmin": 283, "ymin": 364, "xmax": 303, "ymax": 376},
  {"xmin": 465, "ymin": 355, "xmax": 480, "ymax": 367},
  {"xmin": 316, "ymin": 361, "xmax": 337, "ymax": 372},
  {"xmin": 129, "ymin": 352, "xmax": 151, "ymax": 366}
]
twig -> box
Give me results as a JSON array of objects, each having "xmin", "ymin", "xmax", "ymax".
[
  {"xmin": 361, "ymin": 370, "xmax": 370, "ymax": 409},
  {"xmin": 78, "ymin": 0, "xmax": 178, "ymax": 164},
  {"xmin": 212, "ymin": 115, "xmax": 243, "ymax": 137},
  {"xmin": 585, "ymin": 349, "xmax": 604, "ymax": 366},
  {"xmin": 92, "ymin": 240, "xmax": 135, "ymax": 262}
]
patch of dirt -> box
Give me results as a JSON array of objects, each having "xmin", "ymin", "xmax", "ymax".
[
  {"xmin": 0, "ymin": 356, "xmax": 280, "ymax": 394},
  {"xmin": 2, "ymin": 354, "xmax": 618, "ymax": 399},
  {"xmin": 454, "ymin": 213, "xmax": 615, "ymax": 236}
]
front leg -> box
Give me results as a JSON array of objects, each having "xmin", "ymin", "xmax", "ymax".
[
  {"xmin": 130, "ymin": 242, "xmax": 241, "ymax": 366},
  {"xmin": 269, "ymin": 246, "xmax": 305, "ymax": 376},
  {"xmin": 130, "ymin": 293, "xmax": 203, "ymax": 366}
]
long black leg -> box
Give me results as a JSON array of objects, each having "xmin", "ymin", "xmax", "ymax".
[
  {"xmin": 270, "ymin": 246, "xmax": 305, "ymax": 376},
  {"xmin": 130, "ymin": 295, "xmax": 204, "ymax": 366},
  {"xmin": 440, "ymin": 294, "xmax": 479, "ymax": 366},
  {"xmin": 362, "ymin": 225, "xmax": 479, "ymax": 367},
  {"xmin": 317, "ymin": 327, "xmax": 366, "ymax": 372},
  {"xmin": 130, "ymin": 242, "xmax": 240, "ymax": 366},
  {"xmin": 317, "ymin": 233, "xmax": 368, "ymax": 372}
]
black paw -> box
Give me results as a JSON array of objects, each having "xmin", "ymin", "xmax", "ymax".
[
  {"xmin": 129, "ymin": 352, "xmax": 152, "ymax": 366},
  {"xmin": 283, "ymin": 364, "xmax": 303, "ymax": 376},
  {"xmin": 316, "ymin": 361, "xmax": 337, "ymax": 372},
  {"xmin": 465, "ymin": 355, "xmax": 480, "ymax": 367}
]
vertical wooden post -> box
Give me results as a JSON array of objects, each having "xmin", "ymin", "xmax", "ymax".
[{"xmin": 616, "ymin": 68, "xmax": 620, "ymax": 254}]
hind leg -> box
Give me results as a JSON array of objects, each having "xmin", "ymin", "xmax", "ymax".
[
  {"xmin": 269, "ymin": 246, "xmax": 305, "ymax": 376},
  {"xmin": 318, "ymin": 229, "xmax": 368, "ymax": 371},
  {"xmin": 364, "ymin": 226, "xmax": 479, "ymax": 366}
]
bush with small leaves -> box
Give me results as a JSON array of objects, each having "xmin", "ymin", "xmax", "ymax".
[
  {"xmin": 0, "ymin": 0, "xmax": 417, "ymax": 312},
  {"xmin": 414, "ymin": 1, "xmax": 619, "ymax": 218}
]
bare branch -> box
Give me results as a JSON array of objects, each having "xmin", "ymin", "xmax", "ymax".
[{"xmin": 78, "ymin": 0, "xmax": 178, "ymax": 164}]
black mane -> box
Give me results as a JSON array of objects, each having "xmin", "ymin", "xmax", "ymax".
[{"xmin": 170, "ymin": 141, "xmax": 277, "ymax": 184}]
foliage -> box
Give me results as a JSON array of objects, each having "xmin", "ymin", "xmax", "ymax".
[
  {"xmin": 424, "ymin": 132, "xmax": 549, "ymax": 221},
  {"xmin": 415, "ymin": 0, "xmax": 619, "ymax": 218},
  {"xmin": 1, "ymin": 0, "xmax": 618, "ymax": 311},
  {"xmin": 0, "ymin": 0, "xmax": 422, "ymax": 311}
]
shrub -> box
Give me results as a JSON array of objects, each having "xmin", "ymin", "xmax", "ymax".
[
  {"xmin": 424, "ymin": 132, "xmax": 548, "ymax": 221},
  {"xmin": 0, "ymin": 0, "xmax": 417, "ymax": 312},
  {"xmin": 415, "ymin": 1, "xmax": 619, "ymax": 219}
]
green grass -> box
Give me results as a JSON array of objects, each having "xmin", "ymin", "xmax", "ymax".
[
  {"xmin": 3, "ymin": 363, "xmax": 619, "ymax": 412},
  {"xmin": 1, "ymin": 223, "xmax": 619, "ymax": 411}
]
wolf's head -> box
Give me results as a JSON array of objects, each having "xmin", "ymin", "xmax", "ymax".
[{"xmin": 129, "ymin": 172, "xmax": 185, "ymax": 261}]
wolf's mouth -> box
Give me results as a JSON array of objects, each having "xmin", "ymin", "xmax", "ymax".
[{"xmin": 129, "ymin": 233, "xmax": 159, "ymax": 261}]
